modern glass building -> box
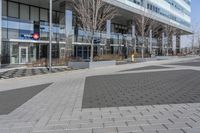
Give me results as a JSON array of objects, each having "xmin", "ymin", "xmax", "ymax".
[{"xmin": 0, "ymin": 0, "xmax": 192, "ymax": 67}]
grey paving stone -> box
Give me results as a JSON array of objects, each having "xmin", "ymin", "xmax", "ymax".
[
  {"xmin": 104, "ymin": 121, "xmax": 127, "ymax": 128},
  {"xmin": 158, "ymin": 129, "xmax": 184, "ymax": 133},
  {"xmin": 166, "ymin": 59, "xmax": 200, "ymax": 66},
  {"xmin": 82, "ymin": 70, "xmax": 200, "ymax": 108},
  {"xmin": 121, "ymin": 66, "xmax": 172, "ymax": 72},
  {"xmin": 33, "ymin": 129, "xmax": 67, "ymax": 133},
  {"xmin": 164, "ymin": 123, "xmax": 191, "ymax": 130},
  {"xmin": 0, "ymin": 128, "xmax": 9, "ymax": 133},
  {"xmin": 142, "ymin": 124, "xmax": 167, "ymax": 131},
  {"xmin": 0, "ymin": 68, "xmax": 70, "ymax": 80},
  {"xmin": 0, "ymin": 83, "xmax": 52, "ymax": 115},
  {"xmin": 183, "ymin": 128, "xmax": 200, "ymax": 133},
  {"xmin": 80, "ymin": 123, "xmax": 103, "ymax": 129},
  {"xmin": 67, "ymin": 128, "xmax": 92, "ymax": 133},
  {"xmin": 117, "ymin": 126, "xmax": 142, "ymax": 132},
  {"xmin": 92, "ymin": 127, "xmax": 117, "ymax": 133}
]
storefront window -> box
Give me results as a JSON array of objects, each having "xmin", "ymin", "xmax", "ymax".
[
  {"xmin": 20, "ymin": 4, "xmax": 30, "ymax": 21},
  {"xmin": 53, "ymin": 11, "xmax": 57, "ymax": 24},
  {"xmin": 40, "ymin": 9, "xmax": 48, "ymax": 22},
  {"xmin": 1, "ymin": 42, "xmax": 10, "ymax": 64},
  {"xmin": 10, "ymin": 43, "xmax": 19, "ymax": 64},
  {"xmin": 31, "ymin": 7, "xmax": 39, "ymax": 21},
  {"xmin": 3, "ymin": 0, "xmax": 7, "ymax": 16},
  {"xmin": 29, "ymin": 45, "xmax": 37, "ymax": 62},
  {"xmin": 8, "ymin": 2, "xmax": 19, "ymax": 18},
  {"xmin": 2, "ymin": 17, "xmax": 8, "ymax": 39},
  {"xmin": 7, "ymin": 18, "xmax": 19, "ymax": 39}
]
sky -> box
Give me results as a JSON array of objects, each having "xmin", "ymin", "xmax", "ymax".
[
  {"xmin": 181, "ymin": 0, "xmax": 200, "ymax": 48},
  {"xmin": 191, "ymin": 0, "xmax": 200, "ymax": 25}
]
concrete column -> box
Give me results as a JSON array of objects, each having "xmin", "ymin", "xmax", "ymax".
[
  {"xmin": 65, "ymin": 10, "xmax": 73, "ymax": 38},
  {"xmin": 106, "ymin": 20, "xmax": 111, "ymax": 54},
  {"xmin": 162, "ymin": 32, "xmax": 165, "ymax": 55},
  {"xmin": 176, "ymin": 35, "xmax": 181, "ymax": 54},
  {"xmin": 149, "ymin": 29, "xmax": 152, "ymax": 54},
  {"xmin": 0, "ymin": 0, "xmax": 2, "ymax": 67},
  {"xmin": 132, "ymin": 24, "xmax": 136, "ymax": 53},
  {"xmin": 106, "ymin": 20, "xmax": 111, "ymax": 39},
  {"xmin": 172, "ymin": 35, "xmax": 176, "ymax": 55}
]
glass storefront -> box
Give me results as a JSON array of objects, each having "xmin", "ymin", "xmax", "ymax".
[
  {"xmin": 1, "ymin": 0, "xmax": 67, "ymax": 65},
  {"xmin": 1, "ymin": 0, "xmax": 179, "ymax": 66}
]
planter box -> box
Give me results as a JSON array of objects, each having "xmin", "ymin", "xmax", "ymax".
[{"xmin": 68, "ymin": 60, "xmax": 116, "ymax": 69}]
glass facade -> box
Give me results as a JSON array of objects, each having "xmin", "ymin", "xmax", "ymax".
[
  {"xmin": 0, "ymin": 0, "xmax": 192, "ymax": 66},
  {"xmin": 1, "ymin": 0, "xmax": 66, "ymax": 65},
  {"xmin": 127, "ymin": 0, "xmax": 191, "ymax": 28}
]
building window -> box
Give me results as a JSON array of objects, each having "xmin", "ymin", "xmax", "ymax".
[
  {"xmin": 52, "ymin": 11, "xmax": 57, "ymax": 24},
  {"xmin": 3, "ymin": 0, "xmax": 7, "ymax": 16},
  {"xmin": 20, "ymin": 4, "xmax": 30, "ymax": 20},
  {"xmin": 40, "ymin": 9, "xmax": 48, "ymax": 22},
  {"xmin": 30, "ymin": 7, "xmax": 39, "ymax": 21},
  {"xmin": 8, "ymin": 2, "xmax": 19, "ymax": 18}
]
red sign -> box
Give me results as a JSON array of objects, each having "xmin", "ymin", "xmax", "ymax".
[{"xmin": 32, "ymin": 33, "xmax": 40, "ymax": 40}]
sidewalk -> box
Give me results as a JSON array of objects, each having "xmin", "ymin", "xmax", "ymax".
[
  {"xmin": 0, "ymin": 55, "xmax": 197, "ymax": 80},
  {"xmin": 0, "ymin": 67, "xmax": 71, "ymax": 80},
  {"xmin": 0, "ymin": 56, "xmax": 200, "ymax": 133}
]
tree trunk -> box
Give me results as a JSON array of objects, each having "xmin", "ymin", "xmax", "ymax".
[
  {"xmin": 141, "ymin": 16, "xmax": 144, "ymax": 59},
  {"xmin": 90, "ymin": 38, "xmax": 94, "ymax": 62}
]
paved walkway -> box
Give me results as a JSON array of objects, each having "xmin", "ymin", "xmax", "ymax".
[
  {"xmin": 0, "ymin": 67, "xmax": 71, "ymax": 80},
  {"xmin": 0, "ymin": 57, "xmax": 200, "ymax": 133}
]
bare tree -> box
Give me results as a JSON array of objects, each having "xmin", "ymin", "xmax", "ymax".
[
  {"xmin": 190, "ymin": 21, "xmax": 200, "ymax": 54},
  {"xmin": 134, "ymin": 10, "xmax": 156, "ymax": 58},
  {"xmin": 72, "ymin": 0, "xmax": 118, "ymax": 62},
  {"xmin": 164, "ymin": 24, "xmax": 175, "ymax": 55}
]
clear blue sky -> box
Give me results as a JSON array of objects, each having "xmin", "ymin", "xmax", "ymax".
[
  {"xmin": 191, "ymin": 0, "xmax": 200, "ymax": 25},
  {"xmin": 181, "ymin": 1, "xmax": 200, "ymax": 48}
]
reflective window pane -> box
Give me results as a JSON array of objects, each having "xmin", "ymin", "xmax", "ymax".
[
  {"xmin": 3, "ymin": 0, "xmax": 7, "ymax": 16},
  {"xmin": 40, "ymin": 9, "xmax": 48, "ymax": 22},
  {"xmin": 20, "ymin": 4, "xmax": 29, "ymax": 20},
  {"xmin": 30, "ymin": 7, "xmax": 39, "ymax": 21},
  {"xmin": 8, "ymin": 2, "xmax": 19, "ymax": 18}
]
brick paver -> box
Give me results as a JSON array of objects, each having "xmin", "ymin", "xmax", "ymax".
[
  {"xmin": 0, "ymin": 68, "xmax": 71, "ymax": 79},
  {"xmin": 0, "ymin": 57, "xmax": 200, "ymax": 133},
  {"xmin": 82, "ymin": 70, "xmax": 200, "ymax": 108},
  {"xmin": 121, "ymin": 66, "xmax": 172, "ymax": 72}
]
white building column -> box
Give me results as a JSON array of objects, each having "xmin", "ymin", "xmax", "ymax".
[
  {"xmin": 106, "ymin": 20, "xmax": 111, "ymax": 39},
  {"xmin": 61, "ymin": 1, "xmax": 73, "ymax": 57},
  {"xmin": 106, "ymin": 20, "xmax": 111, "ymax": 54},
  {"xmin": 65, "ymin": 6, "xmax": 73, "ymax": 38},
  {"xmin": 172, "ymin": 34, "xmax": 177, "ymax": 55},
  {"xmin": 132, "ymin": 24, "xmax": 136, "ymax": 53},
  {"xmin": 149, "ymin": 29, "xmax": 152, "ymax": 54},
  {"xmin": 162, "ymin": 32, "xmax": 165, "ymax": 55},
  {"xmin": 0, "ymin": 0, "xmax": 2, "ymax": 67},
  {"xmin": 176, "ymin": 35, "xmax": 181, "ymax": 54}
]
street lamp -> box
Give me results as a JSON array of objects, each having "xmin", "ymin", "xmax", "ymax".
[{"xmin": 49, "ymin": 0, "xmax": 52, "ymax": 72}]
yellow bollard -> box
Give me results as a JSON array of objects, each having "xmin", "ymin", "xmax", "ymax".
[{"xmin": 131, "ymin": 54, "xmax": 135, "ymax": 62}]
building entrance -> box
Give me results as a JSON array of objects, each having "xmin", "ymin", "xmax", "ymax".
[{"xmin": 19, "ymin": 46, "xmax": 28, "ymax": 64}]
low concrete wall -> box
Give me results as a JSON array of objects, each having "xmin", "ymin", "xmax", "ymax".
[
  {"xmin": 89, "ymin": 60, "xmax": 116, "ymax": 68},
  {"xmin": 68, "ymin": 62, "xmax": 89, "ymax": 69},
  {"xmin": 68, "ymin": 60, "xmax": 116, "ymax": 69}
]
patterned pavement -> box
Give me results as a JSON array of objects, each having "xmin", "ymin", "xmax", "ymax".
[
  {"xmin": 120, "ymin": 66, "xmax": 172, "ymax": 72},
  {"xmin": 0, "ymin": 68, "xmax": 71, "ymax": 79},
  {"xmin": 0, "ymin": 56, "xmax": 200, "ymax": 133},
  {"xmin": 0, "ymin": 83, "xmax": 52, "ymax": 115},
  {"xmin": 82, "ymin": 70, "xmax": 200, "ymax": 108},
  {"xmin": 166, "ymin": 59, "xmax": 200, "ymax": 66}
]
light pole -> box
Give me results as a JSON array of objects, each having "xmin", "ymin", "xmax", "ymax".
[{"xmin": 49, "ymin": 0, "xmax": 52, "ymax": 72}]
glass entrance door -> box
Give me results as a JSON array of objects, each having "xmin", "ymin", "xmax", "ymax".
[{"xmin": 19, "ymin": 47, "xmax": 28, "ymax": 64}]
